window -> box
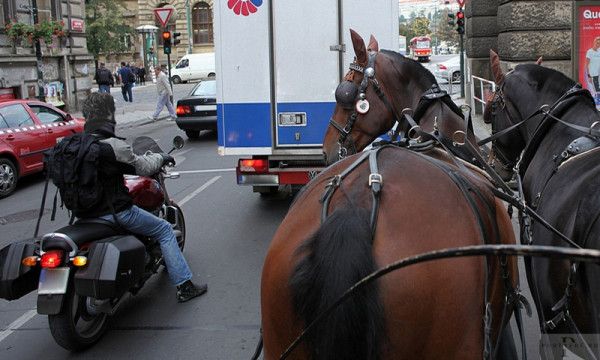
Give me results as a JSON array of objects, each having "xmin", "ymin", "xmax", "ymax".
[
  {"xmin": 0, "ymin": 104, "xmax": 35, "ymax": 129},
  {"xmin": 192, "ymin": 2, "xmax": 213, "ymax": 45},
  {"xmin": 29, "ymin": 104, "xmax": 64, "ymax": 124}
]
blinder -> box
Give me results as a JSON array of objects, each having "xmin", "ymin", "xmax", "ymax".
[{"xmin": 335, "ymin": 81, "xmax": 360, "ymax": 110}]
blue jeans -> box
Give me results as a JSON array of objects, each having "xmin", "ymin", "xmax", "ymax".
[
  {"xmin": 121, "ymin": 83, "xmax": 133, "ymax": 102},
  {"xmin": 151, "ymin": 94, "xmax": 177, "ymax": 119},
  {"xmin": 99, "ymin": 84, "xmax": 111, "ymax": 93},
  {"xmin": 100, "ymin": 205, "xmax": 192, "ymax": 286}
]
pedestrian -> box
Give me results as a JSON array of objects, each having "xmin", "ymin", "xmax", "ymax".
[
  {"xmin": 93, "ymin": 62, "xmax": 114, "ymax": 94},
  {"xmin": 138, "ymin": 65, "xmax": 146, "ymax": 86},
  {"xmin": 79, "ymin": 92, "xmax": 208, "ymax": 302},
  {"xmin": 148, "ymin": 65, "xmax": 177, "ymax": 121},
  {"xmin": 586, "ymin": 36, "xmax": 600, "ymax": 102},
  {"xmin": 114, "ymin": 66, "xmax": 120, "ymax": 86},
  {"xmin": 118, "ymin": 61, "xmax": 134, "ymax": 102}
]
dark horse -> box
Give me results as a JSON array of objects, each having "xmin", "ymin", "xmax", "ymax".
[
  {"xmin": 485, "ymin": 50, "xmax": 600, "ymax": 358},
  {"xmin": 261, "ymin": 31, "xmax": 518, "ymax": 359}
]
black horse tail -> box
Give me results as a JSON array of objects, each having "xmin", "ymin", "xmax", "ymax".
[{"xmin": 289, "ymin": 207, "xmax": 384, "ymax": 360}]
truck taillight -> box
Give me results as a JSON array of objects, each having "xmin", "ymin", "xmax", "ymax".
[
  {"xmin": 176, "ymin": 105, "xmax": 191, "ymax": 115},
  {"xmin": 41, "ymin": 250, "xmax": 63, "ymax": 268},
  {"xmin": 239, "ymin": 159, "xmax": 268, "ymax": 172}
]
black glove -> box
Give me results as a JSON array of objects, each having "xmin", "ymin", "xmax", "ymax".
[{"xmin": 160, "ymin": 153, "xmax": 176, "ymax": 166}]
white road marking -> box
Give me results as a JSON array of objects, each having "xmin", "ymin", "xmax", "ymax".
[
  {"xmin": 0, "ymin": 309, "xmax": 37, "ymax": 343},
  {"xmin": 175, "ymin": 168, "xmax": 235, "ymax": 174},
  {"xmin": 178, "ymin": 175, "xmax": 221, "ymax": 206}
]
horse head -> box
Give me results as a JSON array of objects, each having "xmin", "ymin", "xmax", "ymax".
[
  {"xmin": 323, "ymin": 30, "xmax": 438, "ymax": 165},
  {"xmin": 484, "ymin": 50, "xmax": 575, "ymax": 180}
]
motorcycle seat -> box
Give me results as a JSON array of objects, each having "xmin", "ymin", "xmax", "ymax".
[{"xmin": 43, "ymin": 218, "xmax": 122, "ymax": 251}]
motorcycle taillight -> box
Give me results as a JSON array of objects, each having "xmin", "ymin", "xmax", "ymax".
[{"xmin": 41, "ymin": 250, "xmax": 63, "ymax": 268}]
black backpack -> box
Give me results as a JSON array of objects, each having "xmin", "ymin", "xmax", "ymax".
[
  {"xmin": 43, "ymin": 133, "xmax": 105, "ymax": 219},
  {"xmin": 128, "ymin": 68, "xmax": 136, "ymax": 83}
]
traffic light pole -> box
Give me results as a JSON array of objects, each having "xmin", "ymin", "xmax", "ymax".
[{"xmin": 459, "ymin": 32, "xmax": 465, "ymax": 98}]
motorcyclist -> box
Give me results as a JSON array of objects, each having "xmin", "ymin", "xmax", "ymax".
[{"xmin": 80, "ymin": 92, "xmax": 207, "ymax": 302}]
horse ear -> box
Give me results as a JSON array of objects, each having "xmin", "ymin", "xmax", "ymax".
[
  {"xmin": 367, "ymin": 34, "xmax": 379, "ymax": 52},
  {"xmin": 535, "ymin": 56, "xmax": 543, "ymax": 65},
  {"xmin": 490, "ymin": 49, "xmax": 504, "ymax": 84},
  {"xmin": 350, "ymin": 29, "xmax": 368, "ymax": 66}
]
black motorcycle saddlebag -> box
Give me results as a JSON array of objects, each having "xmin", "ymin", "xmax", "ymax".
[
  {"xmin": 0, "ymin": 239, "xmax": 41, "ymax": 300},
  {"xmin": 74, "ymin": 235, "xmax": 144, "ymax": 299}
]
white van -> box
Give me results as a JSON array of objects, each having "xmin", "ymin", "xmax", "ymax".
[{"xmin": 170, "ymin": 53, "xmax": 215, "ymax": 84}]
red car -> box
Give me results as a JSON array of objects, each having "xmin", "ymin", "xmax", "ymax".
[{"xmin": 0, "ymin": 100, "xmax": 85, "ymax": 198}]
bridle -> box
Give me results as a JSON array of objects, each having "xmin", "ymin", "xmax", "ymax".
[
  {"xmin": 484, "ymin": 74, "xmax": 600, "ymax": 176},
  {"xmin": 330, "ymin": 51, "xmax": 400, "ymax": 160}
]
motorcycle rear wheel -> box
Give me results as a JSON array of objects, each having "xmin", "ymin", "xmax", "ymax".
[{"xmin": 48, "ymin": 283, "xmax": 110, "ymax": 351}]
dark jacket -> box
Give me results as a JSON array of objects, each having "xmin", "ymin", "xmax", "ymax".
[
  {"xmin": 78, "ymin": 123, "xmax": 164, "ymax": 218},
  {"xmin": 94, "ymin": 67, "xmax": 114, "ymax": 86}
]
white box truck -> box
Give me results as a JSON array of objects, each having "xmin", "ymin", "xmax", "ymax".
[{"xmin": 215, "ymin": 0, "xmax": 398, "ymax": 195}]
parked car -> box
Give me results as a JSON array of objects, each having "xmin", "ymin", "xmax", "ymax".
[
  {"xmin": 0, "ymin": 100, "xmax": 85, "ymax": 198},
  {"xmin": 175, "ymin": 80, "xmax": 217, "ymax": 139},
  {"xmin": 434, "ymin": 56, "xmax": 461, "ymax": 84}
]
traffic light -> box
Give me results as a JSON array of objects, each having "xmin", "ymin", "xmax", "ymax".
[
  {"xmin": 173, "ymin": 32, "xmax": 181, "ymax": 46},
  {"xmin": 456, "ymin": 9, "xmax": 465, "ymax": 35},
  {"xmin": 163, "ymin": 31, "xmax": 172, "ymax": 54},
  {"xmin": 447, "ymin": 12, "xmax": 455, "ymax": 27}
]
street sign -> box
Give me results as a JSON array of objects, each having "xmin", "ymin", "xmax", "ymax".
[
  {"xmin": 154, "ymin": 8, "xmax": 173, "ymax": 27},
  {"xmin": 457, "ymin": 0, "xmax": 465, "ymax": 7}
]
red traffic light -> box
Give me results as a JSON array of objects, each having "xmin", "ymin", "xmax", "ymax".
[
  {"xmin": 456, "ymin": 11, "xmax": 464, "ymax": 19},
  {"xmin": 163, "ymin": 31, "xmax": 171, "ymax": 40}
]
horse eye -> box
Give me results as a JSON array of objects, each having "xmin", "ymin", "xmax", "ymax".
[{"xmin": 335, "ymin": 81, "xmax": 359, "ymax": 109}]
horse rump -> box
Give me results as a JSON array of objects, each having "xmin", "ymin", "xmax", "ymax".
[{"xmin": 289, "ymin": 206, "xmax": 385, "ymax": 360}]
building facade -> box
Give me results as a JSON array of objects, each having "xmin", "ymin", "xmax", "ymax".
[
  {"xmin": 99, "ymin": 0, "xmax": 214, "ymax": 72},
  {"xmin": 0, "ymin": 0, "xmax": 92, "ymax": 111}
]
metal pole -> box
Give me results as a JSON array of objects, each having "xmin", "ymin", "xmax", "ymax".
[
  {"xmin": 185, "ymin": 0, "xmax": 192, "ymax": 54},
  {"xmin": 31, "ymin": 0, "xmax": 45, "ymax": 101},
  {"xmin": 459, "ymin": 31, "xmax": 465, "ymax": 98}
]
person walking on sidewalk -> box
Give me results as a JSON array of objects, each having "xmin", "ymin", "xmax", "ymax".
[
  {"xmin": 148, "ymin": 65, "xmax": 177, "ymax": 121},
  {"xmin": 118, "ymin": 62, "xmax": 134, "ymax": 102},
  {"xmin": 94, "ymin": 62, "xmax": 114, "ymax": 94},
  {"xmin": 138, "ymin": 65, "xmax": 146, "ymax": 86}
]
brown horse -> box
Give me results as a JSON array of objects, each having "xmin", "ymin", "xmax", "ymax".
[{"xmin": 260, "ymin": 31, "xmax": 518, "ymax": 359}]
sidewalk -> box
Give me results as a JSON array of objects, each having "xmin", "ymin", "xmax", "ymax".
[{"xmin": 72, "ymin": 83, "xmax": 173, "ymax": 131}]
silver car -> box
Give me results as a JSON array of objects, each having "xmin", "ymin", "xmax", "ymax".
[{"xmin": 434, "ymin": 56, "xmax": 461, "ymax": 84}]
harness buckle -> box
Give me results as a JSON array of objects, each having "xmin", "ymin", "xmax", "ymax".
[{"xmin": 368, "ymin": 173, "xmax": 383, "ymax": 187}]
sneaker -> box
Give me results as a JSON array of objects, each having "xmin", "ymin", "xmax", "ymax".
[
  {"xmin": 148, "ymin": 116, "xmax": 157, "ymax": 122},
  {"xmin": 167, "ymin": 117, "xmax": 176, "ymax": 121},
  {"xmin": 176, "ymin": 281, "xmax": 207, "ymax": 303}
]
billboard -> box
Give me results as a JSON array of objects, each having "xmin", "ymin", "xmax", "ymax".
[{"xmin": 574, "ymin": 1, "xmax": 600, "ymax": 109}]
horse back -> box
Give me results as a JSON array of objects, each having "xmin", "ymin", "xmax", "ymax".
[{"xmin": 261, "ymin": 146, "xmax": 517, "ymax": 359}]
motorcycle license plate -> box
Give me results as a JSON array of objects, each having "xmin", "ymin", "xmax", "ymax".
[{"xmin": 38, "ymin": 268, "xmax": 70, "ymax": 295}]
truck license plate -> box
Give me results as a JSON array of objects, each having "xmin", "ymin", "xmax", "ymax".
[{"xmin": 38, "ymin": 268, "xmax": 70, "ymax": 295}]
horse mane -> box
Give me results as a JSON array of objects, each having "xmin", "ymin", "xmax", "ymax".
[
  {"xmin": 380, "ymin": 49, "xmax": 437, "ymax": 91},
  {"xmin": 514, "ymin": 63, "xmax": 575, "ymax": 96}
]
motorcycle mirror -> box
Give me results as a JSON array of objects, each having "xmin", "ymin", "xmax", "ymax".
[{"xmin": 172, "ymin": 136, "xmax": 185, "ymax": 150}]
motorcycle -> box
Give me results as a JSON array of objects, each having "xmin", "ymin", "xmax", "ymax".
[{"xmin": 0, "ymin": 136, "xmax": 186, "ymax": 351}]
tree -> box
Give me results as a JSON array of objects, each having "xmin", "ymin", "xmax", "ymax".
[
  {"xmin": 437, "ymin": 12, "xmax": 459, "ymax": 45},
  {"xmin": 85, "ymin": 0, "xmax": 135, "ymax": 67},
  {"xmin": 412, "ymin": 17, "xmax": 430, "ymax": 37}
]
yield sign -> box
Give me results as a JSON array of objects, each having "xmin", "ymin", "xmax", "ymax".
[
  {"xmin": 154, "ymin": 8, "xmax": 173, "ymax": 27},
  {"xmin": 456, "ymin": 0, "xmax": 465, "ymax": 7}
]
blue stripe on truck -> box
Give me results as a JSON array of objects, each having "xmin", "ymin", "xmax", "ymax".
[{"xmin": 218, "ymin": 102, "xmax": 335, "ymax": 148}]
